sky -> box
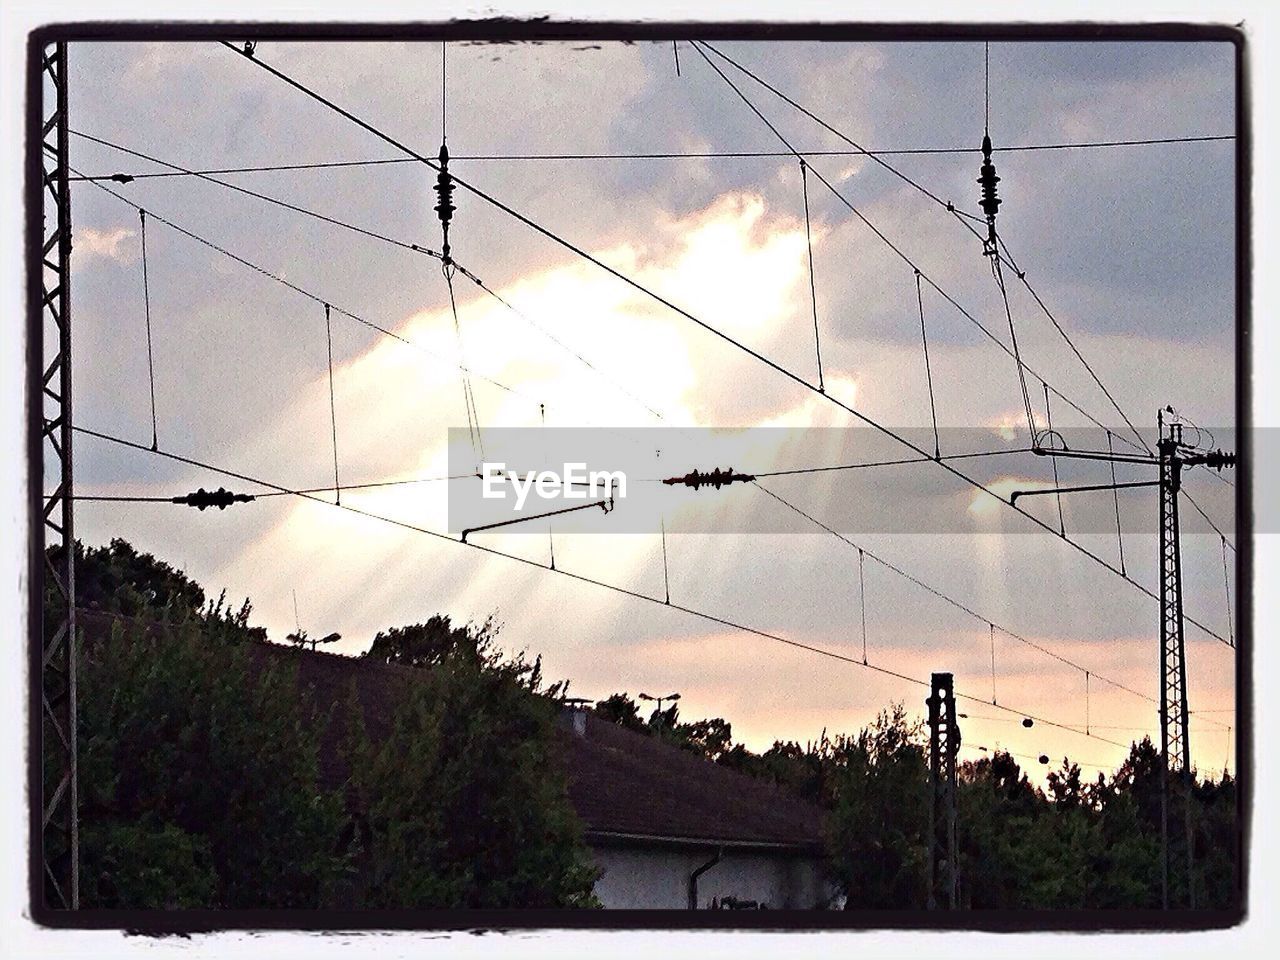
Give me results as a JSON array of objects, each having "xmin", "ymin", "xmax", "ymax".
[{"xmin": 59, "ymin": 37, "xmax": 1239, "ymax": 782}]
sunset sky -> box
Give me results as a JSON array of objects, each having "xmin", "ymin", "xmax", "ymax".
[{"xmin": 61, "ymin": 38, "xmax": 1239, "ymax": 782}]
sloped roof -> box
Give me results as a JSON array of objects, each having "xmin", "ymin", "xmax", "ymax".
[
  {"xmin": 562, "ymin": 711, "xmax": 825, "ymax": 851},
  {"xmin": 81, "ymin": 612, "xmax": 826, "ymax": 852}
]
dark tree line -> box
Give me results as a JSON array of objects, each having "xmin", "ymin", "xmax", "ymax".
[
  {"xmin": 590, "ymin": 697, "xmax": 1239, "ymax": 910},
  {"xmin": 63, "ymin": 539, "xmax": 597, "ymax": 909},
  {"xmin": 56, "ymin": 539, "xmax": 1238, "ymax": 910}
]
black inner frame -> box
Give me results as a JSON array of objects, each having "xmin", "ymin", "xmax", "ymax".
[{"xmin": 23, "ymin": 18, "xmax": 1251, "ymax": 933}]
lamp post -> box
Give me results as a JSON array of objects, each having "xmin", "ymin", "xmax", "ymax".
[{"xmin": 639, "ymin": 691, "xmax": 681, "ymax": 725}]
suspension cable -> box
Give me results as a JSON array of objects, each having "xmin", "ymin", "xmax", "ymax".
[
  {"xmin": 324, "ymin": 302, "xmax": 341, "ymax": 504},
  {"xmin": 688, "ymin": 43, "xmax": 1158, "ymax": 464},
  {"xmin": 541, "ymin": 402, "xmax": 556, "ymax": 571},
  {"xmin": 1108, "ymin": 430, "xmax": 1127, "ymax": 575},
  {"xmin": 858, "ymin": 547, "xmax": 868, "ymax": 665},
  {"xmin": 138, "ymin": 208, "xmax": 159, "ymax": 450},
  {"xmin": 915, "ymin": 270, "xmax": 941, "ymax": 459},
  {"xmin": 1044, "ymin": 382, "xmax": 1065, "ymax": 536},
  {"xmin": 990, "ymin": 621, "xmax": 998, "ymax": 705},
  {"xmin": 657, "ymin": 448, "xmax": 671, "ymax": 604},
  {"xmin": 799, "ymin": 158, "xmax": 825, "ymax": 392},
  {"xmin": 753, "ymin": 479, "xmax": 1160, "ymax": 708},
  {"xmin": 1222, "ymin": 534, "xmax": 1234, "ymax": 646},
  {"xmin": 78, "ymin": 172, "xmax": 527, "ymax": 400},
  {"xmin": 993, "ymin": 250, "xmax": 1037, "ymax": 443}
]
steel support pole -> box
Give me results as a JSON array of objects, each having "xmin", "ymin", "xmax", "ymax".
[
  {"xmin": 37, "ymin": 40, "xmax": 78, "ymax": 911},
  {"xmin": 927, "ymin": 672, "xmax": 959, "ymax": 909},
  {"xmin": 1159, "ymin": 416, "xmax": 1192, "ymax": 909}
]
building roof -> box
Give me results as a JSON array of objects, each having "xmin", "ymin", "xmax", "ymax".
[
  {"xmin": 561, "ymin": 711, "xmax": 825, "ymax": 851},
  {"xmin": 82, "ymin": 612, "xmax": 826, "ymax": 853}
]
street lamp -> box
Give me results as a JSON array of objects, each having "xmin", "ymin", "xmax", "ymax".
[{"xmin": 638, "ymin": 692, "xmax": 681, "ymax": 718}]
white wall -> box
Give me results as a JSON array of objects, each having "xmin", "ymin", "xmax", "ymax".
[{"xmin": 589, "ymin": 844, "xmax": 830, "ymax": 910}]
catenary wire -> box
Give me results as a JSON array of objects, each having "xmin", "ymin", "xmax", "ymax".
[
  {"xmin": 70, "ymin": 128, "xmax": 1143, "ymax": 465},
  {"xmin": 683, "ymin": 42, "xmax": 1154, "ymax": 466},
  {"xmin": 751, "ymin": 479, "xmax": 1159, "ymax": 707},
  {"xmin": 216, "ymin": 40, "xmax": 1234, "ymax": 648},
  {"xmin": 695, "ymin": 40, "xmax": 1159, "ymax": 461},
  {"xmin": 75, "ymin": 172, "xmax": 531, "ymax": 401},
  {"xmin": 73, "ymin": 130, "xmax": 669, "ymax": 425},
  {"xmin": 74, "ymin": 421, "xmax": 1135, "ymax": 753}
]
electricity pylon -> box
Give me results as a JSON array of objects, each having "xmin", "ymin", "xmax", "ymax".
[{"xmin": 1012, "ymin": 409, "xmax": 1236, "ymax": 909}]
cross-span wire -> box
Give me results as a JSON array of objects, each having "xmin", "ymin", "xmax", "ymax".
[
  {"xmin": 72, "ymin": 125, "xmax": 1144, "ymax": 466},
  {"xmin": 752, "ymin": 479, "xmax": 1158, "ymax": 707},
  {"xmin": 73, "ymin": 421, "xmax": 1137, "ymax": 753},
  {"xmin": 61, "ymin": 472, "xmax": 477, "ymax": 503},
  {"xmin": 67, "ymin": 135, "xmax": 1235, "ymax": 182}
]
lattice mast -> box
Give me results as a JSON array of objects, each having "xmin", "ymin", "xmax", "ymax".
[
  {"xmin": 927, "ymin": 672, "xmax": 960, "ymax": 909},
  {"xmin": 37, "ymin": 40, "xmax": 78, "ymax": 910}
]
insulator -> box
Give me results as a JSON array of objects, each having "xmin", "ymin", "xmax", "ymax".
[
  {"xmin": 172, "ymin": 487, "xmax": 255, "ymax": 511},
  {"xmin": 977, "ymin": 133, "xmax": 1001, "ymax": 219},
  {"xmin": 662, "ymin": 467, "xmax": 756, "ymax": 490},
  {"xmin": 433, "ymin": 143, "xmax": 456, "ymax": 264},
  {"xmin": 433, "ymin": 144, "xmax": 455, "ymax": 225},
  {"xmin": 1203, "ymin": 449, "xmax": 1237, "ymax": 471}
]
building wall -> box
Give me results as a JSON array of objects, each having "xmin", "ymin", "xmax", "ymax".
[{"xmin": 589, "ymin": 844, "xmax": 830, "ymax": 910}]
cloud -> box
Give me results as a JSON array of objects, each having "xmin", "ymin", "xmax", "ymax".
[{"xmin": 74, "ymin": 226, "xmax": 136, "ymax": 264}]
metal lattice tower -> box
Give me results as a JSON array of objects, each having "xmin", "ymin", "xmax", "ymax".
[
  {"xmin": 1012, "ymin": 409, "xmax": 1234, "ymax": 909},
  {"xmin": 1159, "ymin": 418, "xmax": 1191, "ymax": 779},
  {"xmin": 1158, "ymin": 413, "xmax": 1193, "ymax": 911},
  {"xmin": 926, "ymin": 672, "xmax": 959, "ymax": 910},
  {"xmin": 37, "ymin": 40, "xmax": 78, "ymax": 911}
]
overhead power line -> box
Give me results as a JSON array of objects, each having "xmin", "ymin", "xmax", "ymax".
[
  {"xmin": 216, "ymin": 40, "xmax": 1233, "ymax": 648},
  {"xmin": 72, "ymin": 126, "xmax": 1146, "ymax": 463},
  {"xmin": 61, "ymin": 471, "xmax": 475, "ymax": 503},
  {"xmin": 692, "ymin": 41, "xmax": 1238, "ymax": 663},
  {"xmin": 71, "ymin": 129, "xmax": 446, "ymax": 261},
  {"xmin": 72, "ymin": 131, "xmax": 668, "ymax": 424},
  {"xmin": 74, "ymin": 422, "xmax": 1136, "ymax": 753},
  {"xmin": 752, "ymin": 479, "xmax": 1160, "ymax": 709},
  {"xmin": 752, "ymin": 447, "xmax": 1026, "ymax": 478},
  {"xmin": 695, "ymin": 39, "xmax": 1155, "ymax": 461},
  {"xmin": 67, "ymin": 135, "xmax": 1234, "ymax": 182},
  {"xmin": 686, "ymin": 42, "xmax": 1152, "ymax": 463},
  {"xmin": 76, "ymin": 172, "xmax": 532, "ymax": 400}
]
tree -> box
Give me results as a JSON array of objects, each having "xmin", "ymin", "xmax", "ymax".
[
  {"xmin": 349, "ymin": 646, "xmax": 599, "ymax": 907},
  {"xmin": 365, "ymin": 614, "xmax": 499, "ymax": 671},
  {"xmin": 69, "ymin": 537, "xmax": 205, "ymax": 619},
  {"xmin": 677, "ymin": 717, "xmax": 734, "ymax": 762},
  {"xmin": 594, "ymin": 692, "xmax": 646, "ymax": 732},
  {"xmin": 58, "ymin": 537, "xmax": 265, "ymax": 643},
  {"xmin": 592, "ymin": 693, "xmax": 734, "ymax": 763},
  {"xmin": 286, "ymin": 629, "xmax": 341, "ymax": 651},
  {"xmin": 825, "ymin": 705, "xmax": 930, "ymax": 909},
  {"xmin": 78, "ymin": 620, "xmax": 347, "ymax": 908}
]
